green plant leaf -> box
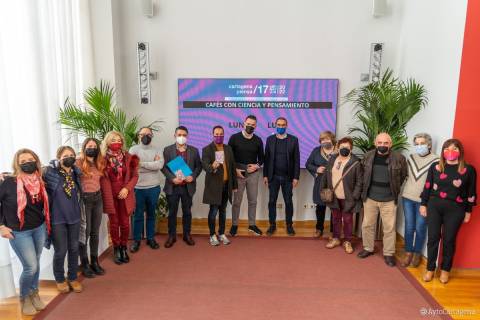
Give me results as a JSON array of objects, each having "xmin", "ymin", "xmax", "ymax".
[{"xmin": 343, "ymin": 68, "xmax": 427, "ymax": 153}]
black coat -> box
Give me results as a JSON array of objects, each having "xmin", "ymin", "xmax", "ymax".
[
  {"xmin": 305, "ymin": 146, "xmax": 332, "ymax": 205},
  {"xmin": 321, "ymin": 154, "xmax": 363, "ymax": 213},
  {"xmin": 361, "ymin": 149, "xmax": 408, "ymax": 204},
  {"xmin": 263, "ymin": 134, "xmax": 300, "ymax": 181},
  {"xmin": 161, "ymin": 144, "xmax": 203, "ymax": 197},
  {"xmin": 202, "ymin": 143, "xmax": 238, "ymax": 205}
]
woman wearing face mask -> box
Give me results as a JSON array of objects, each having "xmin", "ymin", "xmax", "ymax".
[
  {"xmin": 0, "ymin": 149, "xmax": 51, "ymax": 315},
  {"xmin": 202, "ymin": 125, "xmax": 238, "ymax": 246},
  {"xmin": 100, "ymin": 131, "xmax": 139, "ymax": 264},
  {"xmin": 420, "ymin": 139, "xmax": 476, "ymax": 284},
  {"xmin": 43, "ymin": 146, "xmax": 85, "ymax": 294},
  {"xmin": 76, "ymin": 138, "xmax": 106, "ymax": 277},
  {"xmin": 305, "ymin": 131, "xmax": 336, "ymax": 237},
  {"xmin": 321, "ymin": 137, "xmax": 363, "ymax": 253},
  {"xmin": 400, "ymin": 134, "xmax": 438, "ymax": 268}
]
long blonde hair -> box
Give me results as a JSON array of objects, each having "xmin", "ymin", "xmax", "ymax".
[
  {"xmin": 11, "ymin": 149, "xmax": 42, "ymax": 177},
  {"xmin": 100, "ymin": 131, "xmax": 125, "ymax": 156}
]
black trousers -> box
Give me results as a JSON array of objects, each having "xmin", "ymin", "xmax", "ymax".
[
  {"xmin": 208, "ymin": 183, "xmax": 229, "ymax": 236},
  {"xmin": 315, "ymin": 204, "xmax": 327, "ymax": 231},
  {"xmin": 426, "ymin": 197, "xmax": 466, "ymax": 272},
  {"xmin": 52, "ymin": 223, "xmax": 80, "ymax": 282},
  {"xmin": 80, "ymin": 191, "xmax": 103, "ymax": 259},
  {"xmin": 268, "ymin": 175, "xmax": 294, "ymax": 225},
  {"xmin": 167, "ymin": 185, "xmax": 192, "ymax": 237}
]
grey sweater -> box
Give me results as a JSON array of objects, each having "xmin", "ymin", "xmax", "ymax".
[{"xmin": 129, "ymin": 143, "xmax": 164, "ymax": 189}]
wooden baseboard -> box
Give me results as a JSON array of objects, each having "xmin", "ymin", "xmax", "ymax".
[{"xmin": 155, "ymin": 218, "xmax": 331, "ymax": 237}]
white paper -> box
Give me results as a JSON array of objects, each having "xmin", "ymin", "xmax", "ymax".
[{"xmin": 215, "ymin": 151, "xmax": 225, "ymax": 164}]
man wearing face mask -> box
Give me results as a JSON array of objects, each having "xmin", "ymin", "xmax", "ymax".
[
  {"xmin": 228, "ymin": 115, "xmax": 264, "ymax": 236},
  {"xmin": 161, "ymin": 126, "xmax": 202, "ymax": 248},
  {"xmin": 358, "ymin": 132, "xmax": 408, "ymax": 267},
  {"xmin": 263, "ymin": 117, "xmax": 300, "ymax": 236},
  {"xmin": 129, "ymin": 127, "xmax": 164, "ymax": 253}
]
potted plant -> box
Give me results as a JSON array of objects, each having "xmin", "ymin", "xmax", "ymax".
[
  {"xmin": 344, "ymin": 68, "xmax": 428, "ymax": 153},
  {"xmin": 58, "ymin": 80, "xmax": 161, "ymax": 148}
]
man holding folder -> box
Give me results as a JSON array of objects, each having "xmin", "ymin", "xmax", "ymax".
[{"xmin": 161, "ymin": 126, "xmax": 202, "ymax": 248}]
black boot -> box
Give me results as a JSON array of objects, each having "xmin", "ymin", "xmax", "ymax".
[
  {"xmin": 113, "ymin": 246, "xmax": 123, "ymax": 265},
  {"xmin": 81, "ymin": 257, "xmax": 96, "ymax": 278},
  {"xmin": 90, "ymin": 255, "xmax": 105, "ymax": 275},
  {"xmin": 120, "ymin": 245, "xmax": 130, "ymax": 263}
]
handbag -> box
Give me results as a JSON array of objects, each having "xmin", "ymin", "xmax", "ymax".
[{"xmin": 320, "ymin": 161, "xmax": 359, "ymax": 203}]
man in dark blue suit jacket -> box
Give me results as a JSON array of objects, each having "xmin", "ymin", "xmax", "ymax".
[
  {"xmin": 263, "ymin": 117, "xmax": 300, "ymax": 236},
  {"xmin": 161, "ymin": 126, "xmax": 203, "ymax": 248}
]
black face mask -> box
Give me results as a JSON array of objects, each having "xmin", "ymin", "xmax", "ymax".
[
  {"xmin": 20, "ymin": 161, "xmax": 37, "ymax": 174},
  {"xmin": 339, "ymin": 148, "xmax": 351, "ymax": 157},
  {"xmin": 245, "ymin": 126, "xmax": 255, "ymax": 134},
  {"xmin": 377, "ymin": 146, "xmax": 389, "ymax": 154},
  {"xmin": 141, "ymin": 135, "xmax": 152, "ymax": 145},
  {"xmin": 62, "ymin": 157, "xmax": 76, "ymax": 168},
  {"xmin": 322, "ymin": 142, "xmax": 333, "ymax": 149},
  {"xmin": 85, "ymin": 148, "xmax": 98, "ymax": 157}
]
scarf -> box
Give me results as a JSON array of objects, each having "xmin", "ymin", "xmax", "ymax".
[
  {"xmin": 16, "ymin": 173, "xmax": 51, "ymax": 234},
  {"xmin": 59, "ymin": 168, "xmax": 75, "ymax": 198},
  {"xmin": 106, "ymin": 149, "xmax": 124, "ymax": 179}
]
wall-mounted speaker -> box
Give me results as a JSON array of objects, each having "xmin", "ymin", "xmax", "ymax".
[
  {"xmin": 373, "ymin": 0, "xmax": 387, "ymax": 17},
  {"xmin": 137, "ymin": 42, "xmax": 151, "ymax": 104},
  {"xmin": 141, "ymin": 0, "xmax": 154, "ymax": 18}
]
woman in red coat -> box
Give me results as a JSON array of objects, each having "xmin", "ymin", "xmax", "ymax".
[{"xmin": 100, "ymin": 131, "xmax": 139, "ymax": 265}]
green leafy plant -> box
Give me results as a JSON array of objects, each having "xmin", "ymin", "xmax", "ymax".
[
  {"xmin": 59, "ymin": 80, "xmax": 161, "ymax": 148},
  {"xmin": 155, "ymin": 193, "xmax": 168, "ymax": 219},
  {"xmin": 344, "ymin": 69, "xmax": 428, "ymax": 153}
]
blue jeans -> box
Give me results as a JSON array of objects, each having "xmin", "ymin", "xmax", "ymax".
[
  {"xmin": 133, "ymin": 186, "xmax": 161, "ymax": 241},
  {"xmin": 402, "ymin": 197, "xmax": 427, "ymax": 253},
  {"xmin": 9, "ymin": 223, "xmax": 46, "ymax": 298}
]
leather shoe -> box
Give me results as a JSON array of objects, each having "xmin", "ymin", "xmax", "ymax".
[
  {"xmin": 81, "ymin": 258, "xmax": 95, "ymax": 278},
  {"xmin": 357, "ymin": 249, "xmax": 374, "ymax": 259},
  {"xmin": 130, "ymin": 240, "xmax": 141, "ymax": 253},
  {"xmin": 384, "ymin": 255, "xmax": 396, "ymax": 267},
  {"xmin": 146, "ymin": 238, "xmax": 160, "ymax": 249},
  {"xmin": 183, "ymin": 234, "xmax": 195, "ymax": 246},
  {"xmin": 120, "ymin": 246, "xmax": 130, "ymax": 263},
  {"xmin": 164, "ymin": 236, "xmax": 176, "ymax": 248},
  {"xmin": 401, "ymin": 252, "xmax": 413, "ymax": 267},
  {"xmin": 90, "ymin": 255, "xmax": 105, "ymax": 275},
  {"xmin": 113, "ymin": 246, "xmax": 123, "ymax": 265}
]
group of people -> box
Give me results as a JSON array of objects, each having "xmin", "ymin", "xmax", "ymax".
[{"xmin": 0, "ymin": 114, "xmax": 477, "ymax": 316}]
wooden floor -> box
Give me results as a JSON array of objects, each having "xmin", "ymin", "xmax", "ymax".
[{"xmin": 1, "ymin": 219, "xmax": 479, "ymax": 320}]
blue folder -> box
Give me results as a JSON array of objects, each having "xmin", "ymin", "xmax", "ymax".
[{"xmin": 166, "ymin": 156, "xmax": 193, "ymax": 177}]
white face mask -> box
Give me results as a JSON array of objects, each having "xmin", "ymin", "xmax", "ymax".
[{"xmin": 176, "ymin": 136, "xmax": 187, "ymax": 145}]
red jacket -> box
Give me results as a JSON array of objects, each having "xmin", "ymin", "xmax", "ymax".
[{"xmin": 100, "ymin": 152, "xmax": 139, "ymax": 216}]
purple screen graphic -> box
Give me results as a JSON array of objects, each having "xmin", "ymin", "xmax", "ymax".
[{"xmin": 178, "ymin": 79, "xmax": 338, "ymax": 167}]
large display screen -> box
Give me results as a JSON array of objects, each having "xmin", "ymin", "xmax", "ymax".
[{"xmin": 178, "ymin": 78, "xmax": 338, "ymax": 167}]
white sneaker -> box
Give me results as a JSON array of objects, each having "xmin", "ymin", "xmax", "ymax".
[
  {"xmin": 219, "ymin": 234, "xmax": 231, "ymax": 245},
  {"xmin": 209, "ymin": 234, "xmax": 220, "ymax": 246}
]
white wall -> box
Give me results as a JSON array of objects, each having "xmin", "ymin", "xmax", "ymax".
[
  {"xmin": 111, "ymin": 0, "xmax": 405, "ymax": 221},
  {"xmin": 394, "ymin": 0, "xmax": 468, "ymax": 240}
]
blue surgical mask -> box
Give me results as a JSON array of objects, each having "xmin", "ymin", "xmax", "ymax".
[
  {"xmin": 276, "ymin": 127, "xmax": 286, "ymax": 135},
  {"xmin": 415, "ymin": 144, "xmax": 429, "ymax": 156}
]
